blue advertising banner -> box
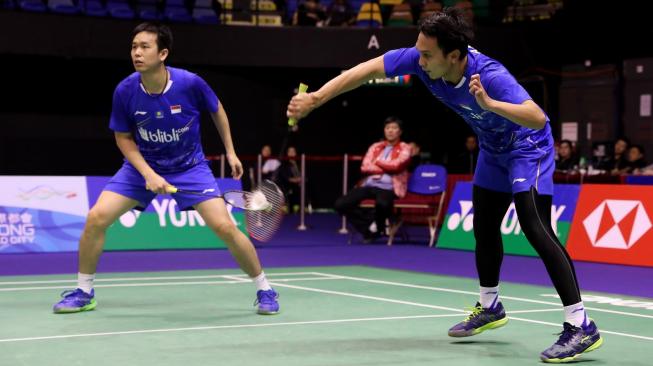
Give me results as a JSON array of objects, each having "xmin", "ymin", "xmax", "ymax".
[
  {"xmin": 0, "ymin": 176, "xmax": 244, "ymax": 253},
  {"xmin": 437, "ymin": 182, "xmax": 580, "ymax": 256}
]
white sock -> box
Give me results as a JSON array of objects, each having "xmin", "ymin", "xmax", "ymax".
[
  {"xmin": 479, "ymin": 286, "xmax": 500, "ymax": 309},
  {"xmin": 252, "ymin": 271, "xmax": 272, "ymax": 291},
  {"xmin": 77, "ymin": 272, "xmax": 95, "ymax": 294},
  {"xmin": 564, "ymin": 302, "xmax": 588, "ymax": 328}
]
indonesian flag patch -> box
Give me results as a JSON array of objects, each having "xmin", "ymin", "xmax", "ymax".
[{"xmin": 170, "ymin": 105, "xmax": 182, "ymax": 114}]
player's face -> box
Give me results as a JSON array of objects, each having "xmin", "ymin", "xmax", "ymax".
[
  {"xmin": 131, "ymin": 31, "xmax": 167, "ymax": 73},
  {"xmin": 416, "ymin": 33, "xmax": 458, "ymax": 80},
  {"xmin": 384, "ymin": 122, "xmax": 402, "ymax": 143}
]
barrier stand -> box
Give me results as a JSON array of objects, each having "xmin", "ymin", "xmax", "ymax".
[
  {"xmin": 338, "ymin": 153, "xmax": 349, "ymax": 234},
  {"xmin": 297, "ymin": 154, "xmax": 308, "ymax": 231}
]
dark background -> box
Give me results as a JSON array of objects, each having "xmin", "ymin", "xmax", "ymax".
[{"xmin": 1, "ymin": 2, "xmax": 652, "ymax": 207}]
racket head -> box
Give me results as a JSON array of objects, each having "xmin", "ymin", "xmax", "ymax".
[
  {"xmin": 222, "ymin": 190, "xmax": 272, "ymax": 211},
  {"xmin": 244, "ymin": 180, "xmax": 285, "ymax": 242}
]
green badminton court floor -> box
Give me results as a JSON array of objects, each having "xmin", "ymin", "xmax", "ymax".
[{"xmin": 0, "ymin": 266, "xmax": 651, "ymax": 365}]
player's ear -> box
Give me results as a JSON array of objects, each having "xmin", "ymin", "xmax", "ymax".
[
  {"xmin": 449, "ymin": 49, "xmax": 461, "ymax": 63},
  {"xmin": 159, "ymin": 48, "xmax": 169, "ymax": 63}
]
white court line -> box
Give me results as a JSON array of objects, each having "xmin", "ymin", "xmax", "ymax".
[
  {"xmin": 221, "ymin": 275, "xmax": 251, "ymax": 283},
  {"xmin": 0, "ymin": 277, "xmax": 344, "ymax": 292},
  {"xmin": 0, "ymin": 313, "xmax": 465, "ymax": 343},
  {"xmin": 270, "ymin": 280, "xmax": 653, "ymax": 341},
  {"xmin": 312, "ymin": 272, "xmax": 653, "ymax": 320},
  {"xmin": 270, "ymin": 282, "xmax": 468, "ymax": 313},
  {"xmin": 508, "ymin": 309, "xmax": 563, "ymax": 314},
  {"xmin": 509, "ymin": 316, "xmax": 653, "ymax": 341},
  {"xmin": 0, "ymin": 272, "xmax": 322, "ymax": 286}
]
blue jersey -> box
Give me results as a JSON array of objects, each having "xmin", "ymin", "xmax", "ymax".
[
  {"xmin": 384, "ymin": 46, "xmax": 551, "ymax": 155},
  {"xmin": 109, "ymin": 67, "xmax": 219, "ymax": 173}
]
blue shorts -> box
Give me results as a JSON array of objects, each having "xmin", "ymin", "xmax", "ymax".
[
  {"xmin": 473, "ymin": 135, "xmax": 555, "ymax": 195},
  {"xmin": 104, "ymin": 161, "xmax": 221, "ymax": 211}
]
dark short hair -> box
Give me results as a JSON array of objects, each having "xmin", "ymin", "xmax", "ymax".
[
  {"xmin": 630, "ymin": 144, "xmax": 645, "ymax": 154},
  {"xmin": 559, "ymin": 139, "xmax": 573, "ymax": 148},
  {"xmin": 615, "ymin": 137, "xmax": 630, "ymax": 146},
  {"xmin": 418, "ymin": 7, "xmax": 473, "ymax": 59},
  {"xmin": 384, "ymin": 116, "xmax": 403, "ymax": 131},
  {"xmin": 132, "ymin": 22, "xmax": 173, "ymax": 54}
]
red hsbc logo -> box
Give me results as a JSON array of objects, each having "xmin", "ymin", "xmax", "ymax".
[
  {"xmin": 583, "ymin": 200, "xmax": 652, "ymax": 250},
  {"xmin": 567, "ymin": 185, "xmax": 653, "ymax": 267}
]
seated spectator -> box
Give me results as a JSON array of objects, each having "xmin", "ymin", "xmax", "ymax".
[
  {"xmin": 454, "ymin": 0, "xmax": 474, "ymax": 24},
  {"xmin": 277, "ymin": 146, "xmax": 302, "ymax": 213},
  {"xmin": 450, "ymin": 134, "xmax": 479, "ymax": 174},
  {"xmin": 334, "ymin": 117, "xmax": 411, "ymax": 242},
  {"xmin": 634, "ymin": 162, "xmax": 653, "ymax": 176},
  {"xmin": 325, "ymin": 0, "xmax": 355, "ymax": 26},
  {"xmin": 408, "ymin": 141, "xmax": 422, "ymax": 172},
  {"xmin": 624, "ymin": 145, "xmax": 648, "ymax": 175},
  {"xmin": 260, "ymin": 144, "xmax": 281, "ymax": 181},
  {"xmin": 555, "ymin": 139, "xmax": 579, "ymax": 172},
  {"xmin": 293, "ymin": 0, "xmax": 326, "ymax": 26},
  {"xmin": 601, "ymin": 137, "xmax": 630, "ymax": 175}
]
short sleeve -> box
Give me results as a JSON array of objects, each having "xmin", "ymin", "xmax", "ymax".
[
  {"xmin": 109, "ymin": 85, "xmax": 132, "ymax": 132},
  {"xmin": 484, "ymin": 71, "xmax": 531, "ymax": 105},
  {"xmin": 192, "ymin": 74, "xmax": 219, "ymax": 113},
  {"xmin": 383, "ymin": 47, "xmax": 420, "ymax": 77}
]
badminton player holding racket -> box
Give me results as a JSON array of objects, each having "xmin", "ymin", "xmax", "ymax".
[
  {"xmin": 53, "ymin": 22, "xmax": 280, "ymax": 315},
  {"xmin": 287, "ymin": 8, "xmax": 602, "ymax": 363}
]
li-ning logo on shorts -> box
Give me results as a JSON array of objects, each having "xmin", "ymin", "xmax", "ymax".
[
  {"xmin": 583, "ymin": 200, "xmax": 652, "ymax": 250},
  {"xmin": 138, "ymin": 126, "xmax": 190, "ymax": 143}
]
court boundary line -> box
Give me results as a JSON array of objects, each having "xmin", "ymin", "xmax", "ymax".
[
  {"xmin": 0, "ymin": 272, "xmax": 322, "ymax": 286},
  {"xmin": 0, "ymin": 276, "xmax": 343, "ymax": 292},
  {"xmin": 269, "ymin": 280, "xmax": 653, "ymax": 341},
  {"xmin": 311, "ymin": 272, "xmax": 653, "ymax": 320},
  {"xmin": 0, "ymin": 313, "xmax": 465, "ymax": 343},
  {"xmin": 0, "ymin": 271, "xmax": 651, "ymax": 343}
]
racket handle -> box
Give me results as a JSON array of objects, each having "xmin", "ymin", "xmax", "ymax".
[
  {"xmin": 288, "ymin": 83, "xmax": 308, "ymax": 127},
  {"xmin": 165, "ymin": 186, "xmax": 178, "ymax": 194}
]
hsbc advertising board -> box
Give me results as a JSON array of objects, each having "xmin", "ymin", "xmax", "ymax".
[{"xmin": 567, "ymin": 185, "xmax": 653, "ymax": 267}]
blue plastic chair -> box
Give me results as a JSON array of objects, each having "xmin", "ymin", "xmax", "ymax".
[
  {"xmin": 78, "ymin": 0, "xmax": 108, "ymax": 17},
  {"xmin": 165, "ymin": 0, "xmax": 192, "ymax": 22},
  {"xmin": 135, "ymin": 0, "xmax": 163, "ymax": 20},
  {"xmin": 1, "ymin": 0, "xmax": 16, "ymax": 10},
  {"xmin": 48, "ymin": 0, "xmax": 80, "ymax": 14},
  {"xmin": 19, "ymin": 0, "xmax": 47, "ymax": 12},
  {"xmin": 388, "ymin": 164, "xmax": 448, "ymax": 246},
  {"xmin": 107, "ymin": 0, "xmax": 136, "ymax": 19},
  {"xmin": 407, "ymin": 164, "xmax": 447, "ymax": 195},
  {"xmin": 193, "ymin": 0, "xmax": 218, "ymax": 24}
]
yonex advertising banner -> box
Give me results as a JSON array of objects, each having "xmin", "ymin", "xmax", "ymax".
[
  {"xmin": 437, "ymin": 182, "xmax": 580, "ymax": 256},
  {"xmin": 0, "ymin": 176, "xmax": 245, "ymax": 253},
  {"xmin": 566, "ymin": 184, "xmax": 653, "ymax": 267}
]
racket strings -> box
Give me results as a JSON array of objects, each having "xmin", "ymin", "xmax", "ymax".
[{"xmin": 245, "ymin": 180, "xmax": 285, "ymax": 242}]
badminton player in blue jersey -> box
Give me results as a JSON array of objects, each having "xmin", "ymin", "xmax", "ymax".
[
  {"xmin": 287, "ymin": 8, "xmax": 601, "ymax": 363},
  {"xmin": 53, "ymin": 22, "xmax": 279, "ymax": 315}
]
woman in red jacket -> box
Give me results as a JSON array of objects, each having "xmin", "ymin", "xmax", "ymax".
[{"xmin": 334, "ymin": 117, "xmax": 412, "ymax": 242}]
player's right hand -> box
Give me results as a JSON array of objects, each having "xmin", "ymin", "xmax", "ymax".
[
  {"xmin": 287, "ymin": 92, "xmax": 316, "ymax": 121},
  {"xmin": 145, "ymin": 174, "xmax": 171, "ymax": 194}
]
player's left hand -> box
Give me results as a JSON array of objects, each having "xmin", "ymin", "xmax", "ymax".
[
  {"xmin": 227, "ymin": 153, "xmax": 244, "ymax": 180},
  {"xmin": 469, "ymin": 74, "xmax": 494, "ymax": 111}
]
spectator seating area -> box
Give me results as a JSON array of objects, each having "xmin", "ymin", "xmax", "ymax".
[
  {"xmin": 0, "ymin": 0, "xmax": 493, "ymax": 28},
  {"xmin": 359, "ymin": 164, "xmax": 448, "ymax": 246}
]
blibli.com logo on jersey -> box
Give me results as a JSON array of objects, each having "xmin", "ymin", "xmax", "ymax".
[{"xmin": 138, "ymin": 126, "xmax": 189, "ymax": 143}]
